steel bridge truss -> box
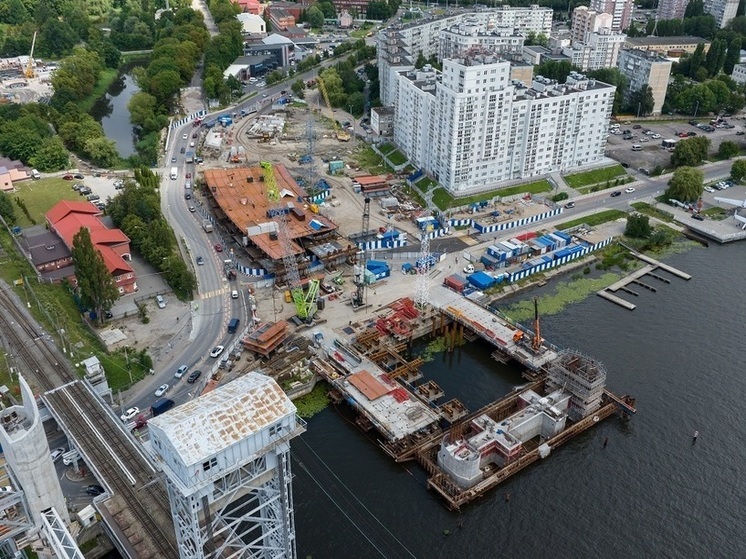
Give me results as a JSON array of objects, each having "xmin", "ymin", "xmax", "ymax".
[{"xmin": 168, "ymin": 449, "xmax": 297, "ymax": 559}]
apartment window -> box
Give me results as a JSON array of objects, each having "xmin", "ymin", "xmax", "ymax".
[
  {"xmin": 270, "ymin": 424, "xmax": 283, "ymax": 437},
  {"xmin": 202, "ymin": 457, "xmax": 217, "ymax": 472}
]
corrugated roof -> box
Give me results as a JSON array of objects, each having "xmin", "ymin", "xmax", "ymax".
[{"xmin": 149, "ymin": 372, "xmax": 296, "ymax": 468}]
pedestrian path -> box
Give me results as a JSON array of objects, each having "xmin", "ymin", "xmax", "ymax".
[{"xmin": 170, "ymin": 110, "xmax": 207, "ymax": 129}]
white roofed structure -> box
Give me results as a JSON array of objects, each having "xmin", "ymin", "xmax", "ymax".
[{"xmin": 149, "ymin": 372, "xmax": 305, "ymax": 559}]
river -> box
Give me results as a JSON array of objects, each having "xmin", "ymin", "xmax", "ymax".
[
  {"xmin": 90, "ymin": 63, "xmax": 144, "ymax": 158},
  {"xmin": 292, "ymin": 242, "xmax": 746, "ymax": 558}
]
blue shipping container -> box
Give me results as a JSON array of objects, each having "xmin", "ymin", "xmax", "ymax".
[{"xmin": 467, "ymin": 271, "xmax": 496, "ymax": 290}]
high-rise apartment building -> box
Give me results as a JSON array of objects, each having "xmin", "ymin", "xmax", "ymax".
[
  {"xmin": 617, "ymin": 49, "xmax": 673, "ymax": 115},
  {"xmin": 657, "ymin": 0, "xmax": 689, "ymax": 21},
  {"xmin": 590, "ymin": 0, "xmax": 633, "ymax": 31},
  {"xmin": 704, "ymin": 0, "xmax": 739, "ymax": 28},
  {"xmin": 568, "ymin": 7, "xmax": 626, "ymax": 71},
  {"xmin": 378, "ymin": 6, "xmax": 553, "ymax": 105},
  {"xmin": 393, "ymin": 57, "xmax": 615, "ymax": 194}
]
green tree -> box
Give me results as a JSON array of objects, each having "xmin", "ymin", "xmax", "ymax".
[
  {"xmin": 30, "ymin": 136, "xmax": 69, "ymax": 171},
  {"xmin": 84, "ymin": 136, "xmax": 119, "ymax": 167},
  {"xmin": 628, "ymin": 85, "xmax": 655, "ymax": 116},
  {"xmin": 317, "ymin": 1, "xmax": 336, "ymax": 18},
  {"xmin": 525, "ymin": 31, "xmax": 548, "ymax": 47},
  {"xmin": 306, "ymin": 5, "xmax": 324, "ymax": 28},
  {"xmin": 704, "ymin": 38, "xmax": 727, "ymax": 77},
  {"xmin": 724, "ymin": 37, "xmax": 742, "ymax": 75},
  {"xmin": 671, "ymin": 136, "xmax": 711, "ymax": 167},
  {"xmin": 665, "ymin": 166, "xmax": 704, "ymax": 202},
  {"xmin": 0, "ymin": 191, "xmax": 17, "ymax": 224},
  {"xmin": 162, "ymin": 255, "xmax": 196, "ymax": 300},
  {"xmin": 731, "ymin": 158, "xmax": 746, "ymax": 181},
  {"xmin": 686, "ymin": 0, "xmax": 705, "ymax": 17},
  {"xmin": 624, "ymin": 213, "xmax": 652, "ymax": 239},
  {"xmin": 718, "ymin": 140, "xmax": 740, "ymax": 159},
  {"xmin": 291, "ymin": 79, "xmax": 306, "ymax": 99},
  {"xmin": 535, "ymin": 60, "xmax": 577, "ymax": 82},
  {"xmin": 71, "ymin": 227, "xmax": 119, "ymax": 325}
]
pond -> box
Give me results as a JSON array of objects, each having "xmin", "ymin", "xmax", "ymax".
[{"xmin": 90, "ymin": 62, "xmax": 146, "ymax": 158}]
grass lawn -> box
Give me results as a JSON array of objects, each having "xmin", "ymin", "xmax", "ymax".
[
  {"xmin": 378, "ymin": 142, "xmax": 396, "ymax": 155},
  {"xmin": 554, "ymin": 209, "xmax": 627, "ymax": 230},
  {"xmin": 387, "ymin": 149, "xmax": 407, "ymax": 166},
  {"xmin": 353, "ymin": 146, "xmax": 391, "ymax": 174},
  {"xmin": 564, "ymin": 165, "xmax": 627, "ymax": 189},
  {"xmin": 630, "ymin": 202, "xmax": 674, "ymax": 222},
  {"xmin": 12, "ymin": 178, "xmax": 83, "ymax": 227},
  {"xmin": 414, "ymin": 178, "xmax": 552, "ymax": 210},
  {"xmin": 79, "ymin": 68, "xmax": 119, "ymax": 113},
  {"xmin": 0, "ymin": 229, "xmax": 145, "ymax": 392}
]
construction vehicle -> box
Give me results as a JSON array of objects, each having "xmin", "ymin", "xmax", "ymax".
[
  {"xmin": 317, "ymin": 76, "xmax": 350, "ymax": 142},
  {"xmin": 25, "ymin": 32, "xmax": 37, "ymax": 79},
  {"xmin": 261, "ymin": 161, "xmax": 319, "ymax": 320}
]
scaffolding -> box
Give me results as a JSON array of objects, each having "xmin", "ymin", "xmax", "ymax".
[{"xmin": 546, "ymin": 350, "xmax": 607, "ymax": 421}]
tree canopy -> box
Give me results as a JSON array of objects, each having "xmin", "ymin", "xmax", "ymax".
[
  {"xmin": 625, "ymin": 214, "xmax": 652, "ymax": 239},
  {"xmin": 71, "ymin": 227, "xmax": 119, "ymax": 325},
  {"xmin": 666, "ymin": 166, "xmax": 704, "ymax": 202},
  {"xmin": 671, "ymin": 136, "xmax": 711, "ymax": 167}
]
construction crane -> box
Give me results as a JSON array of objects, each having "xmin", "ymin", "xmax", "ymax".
[
  {"xmin": 317, "ymin": 76, "xmax": 350, "ymax": 142},
  {"xmin": 260, "ymin": 161, "xmax": 319, "ymax": 321},
  {"xmin": 414, "ymin": 186, "xmax": 436, "ymax": 309},
  {"xmin": 24, "ymin": 31, "xmax": 37, "ymax": 79},
  {"xmin": 532, "ymin": 297, "xmax": 543, "ymax": 352},
  {"xmin": 352, "ymin": 197, "xmax": 370, "ymax": 307}
]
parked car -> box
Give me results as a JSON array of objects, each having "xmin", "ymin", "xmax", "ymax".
[
  {"xmin": 120, "ymin": 407, "xmax": 140, "ymax": 422},
  {"xmin": 180, "ymin": 147, "xmax": 185, "ymax": 154},
  {"xmin": 187, "ymin": 370, "xmax": 202, "ymax": 384},
  {"xmin": 73, "ymin": 174, "xmax": 84, "ymax": 180},
  {"xmin": 625, "ymin": 187, "xmax": 636, "ymax": 193},
  {"xmin": 210, "ymin": 345, "xmax": 225, "ymax": 358},
  {"xmin": 215, "ymin": 243, "xmax": 223, "ymax": 252},
  {"xmin": 652, "ymin": 133, "xmax": 661, "ymax": 139},
  {"xmin": 704, "ymin": 186, "xmax": 715, "ymax": 193},
  {"xmin": 565, "ymin": 202, "xmax": 576, "ymax": 209},
  {"xmin": 633, "ymin": 124, "xmax": 642, "ymax": 129},
  {"xmin": 692, "ymin": 213, "xmax": 705, "ymax": 221},
  {"xmin": 231, "ymin": 289, "xmax": 239, "ymax": 299},
  {"xmin": 196, "ymin": 256, "xmax": 204, "ymax": 266},
  {"xmin": 85, "ymin": 485, "xmax": 105, "ymax": 496},
  {"xmin": 155, "ymin": 383, "xmax": 169, "ymax": 397},
  {"xmin": 610, "ymin": 191, "xmax": 622, "ymax": 197},
  {"xmin": 51, "ymin": 447, "xmax": 66, "ymax": 463},
  {"xmin": 156, "ymin": 295, "xmax": 166, "ymax": 309},
  {"xmin": 175, "ymin": 365, "xmax": 188, "ymax": 379},
  {"xmin": 86, "ymin": 194, "xmax": 100, "ymax": 201},
  {"xmin": 62, "ymin": 174, "xmax": 74, "ymax": 180}
]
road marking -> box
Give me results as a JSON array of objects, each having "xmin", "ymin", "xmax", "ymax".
[{"xmin": 199, "ymin": 288, "xmax": 228, "ymax": 300}]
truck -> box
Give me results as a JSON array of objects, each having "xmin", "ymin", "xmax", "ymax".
[
  {"xmin": 202, "ymin": 220, "xmax": 213, "ymax": 233},
  {"xmin": 170, "ymin": 167, "xmax": 178, "ymax": 180},
  {"xmin": 151, "ymin": 398, "xmax": 175, "ymax": 416},
  {"xmin": 185, "ymin": 151, "xmax": 194, "ymax": 164},
  {"xmin": 227, "ymin": 317, "xmax": 240, "ymax": 334}
]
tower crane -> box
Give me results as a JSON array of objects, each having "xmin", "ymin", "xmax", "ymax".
[
  {"xmin": 261, "ymin": 161, "xmax": 319, "ymax": 321},
  {"xmin": 317, "ymin": 76, "xmax": 350, "ymax": 142},
  {"xmin": 25, "ymin": 31, "xmax": 37, "ymax": 79},
  {"xmin": 352, "ymin": 197, "xmax": 370, "ymax": 307}
]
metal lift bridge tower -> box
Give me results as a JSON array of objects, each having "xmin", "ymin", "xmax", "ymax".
[{"xmin": 148, "ymin": 373, "xmax": 306, "ymax": 559}]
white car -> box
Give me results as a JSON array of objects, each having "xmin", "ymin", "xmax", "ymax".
[
  {"xmin": 652, "ymin": 133, "xmax": 661, "ymax": 139},
  {"xmin": 120, "ymin": 407, "xmax": 140, "ymax": 422},
  {"xmin": 175, "ymin": 365, "xmax": 188, "ymax": 379},
  {"xmin": 156, "ymin": 295, "xmax": 166, "ymax": 309},
  {"xmin": 704, "ymin": 186, "xmax": 715, "ymax": 193},
  {"xmin": 51, "ymin": 447, "xmax": 66, "ymax": 463},
  {"xmin": 625, "ymin": 187, "xmax": 636, "ymax": 193},
  {"xmin": 182, "ymin": 133, "xmax": 188, "ymax": 140},
  {"xmin": 210, "ymin": 345, "xmax": 225, "ymax": 358},
  {"xmin": 155, "ymin": 383, "xmax": 169, "ymax": 397},
  {"xmin": 231, "ymin": 290, "xmax": 238, "ymax": 299}
]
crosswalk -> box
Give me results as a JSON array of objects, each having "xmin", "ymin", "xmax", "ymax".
[
  {"xmin": 199, "ymin": 287, "xmax": 228, "ymax": 300},
  {"xmin": 170, "ymin": 110, "xmax": 207, "ymax": 129}
]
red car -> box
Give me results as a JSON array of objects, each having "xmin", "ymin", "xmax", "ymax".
[
  {"xmin": 215, "ymin": 244, "xmax": 223, "ymax": 252},
  {"xmin": 62, "ymin": 174, "xmax": 74, "ymax": 180}
]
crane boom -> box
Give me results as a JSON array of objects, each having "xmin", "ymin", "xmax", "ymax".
[
  {"xmin": 260, "ymin": 161, "xmax": 318, "ymax": 320},
  {"xmin": 317, "ymin": 76, "xmax": 350, "ymax": 142},
  {"xmin": 25, "ymin": 31, "xmax": 37, "ymax": 79}
]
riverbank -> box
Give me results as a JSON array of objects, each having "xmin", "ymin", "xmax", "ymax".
[{"xmin": 79, "ymin": 68, "xmax": 119, "ymax": 113}]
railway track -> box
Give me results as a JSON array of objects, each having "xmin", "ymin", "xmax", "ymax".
[{"xmin": 0, "ymin": 283, "xmax": 178, "ymax": 557}]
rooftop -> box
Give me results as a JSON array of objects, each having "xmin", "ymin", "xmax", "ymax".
[
  {"xmin": 149, "ymin": 372, "xmax": 296, "ymax": 468},
  {"xmin": 203, "ymin": 165, "xmax": 337, "ymax": 261},
  {"xmin": 625, "ymin": 36, "xmax": 708, "ymax": 46}
]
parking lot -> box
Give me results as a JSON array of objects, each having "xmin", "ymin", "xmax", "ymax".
[{"xmin": 605, "ymin": 117, "xmax": 746, "ymax": 174}]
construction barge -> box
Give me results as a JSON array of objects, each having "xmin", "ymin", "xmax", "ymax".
[{"xmin": 312, "ymin": 294, "xmax": 636, "ymax": 510}]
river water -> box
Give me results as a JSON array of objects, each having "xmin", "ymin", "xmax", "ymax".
[
  {"xmin": 292, "ymin": 242, "xmax": 746, "ymax": 559},
  {"xmin": 90, "ymin": 66, "xmax": 142, "ymax": 158}
]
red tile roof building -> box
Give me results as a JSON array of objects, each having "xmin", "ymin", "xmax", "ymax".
[{"xmin": 45, "ymin": 201, "xmax": 138, "ymax": 294}]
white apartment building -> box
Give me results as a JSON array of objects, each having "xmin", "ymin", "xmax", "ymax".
[
  {"xmin": 731, "ymin": 63, "xmax": 746, "ymax": 84},
  {"xmin": 564, "ymin": 29, "xmax": 626, "ymax": 70},
  {"xmin": 571, "ymin": 7, "xmax": 613, "ymax": 43},
  {"xmin": 617, "ymin": 48, "xmax": 672, "ymax": 115},
  {"xmin": 393, "ymin": 57, "xmax": 615, "ymax": 194},
  {"xmin": 378, "ymin": 6, "xmax": 553, "ymax": 105},
  {"xmin": 704, "ymin": 0, "xmax": 739, "ymax": 28},
  {"xmin": 590, "ymin": 0, "xmax": 633, "ymax": 31},
  {"xmin": 657, "ymin": 0, "xmax": 689, "ymax": 21},
  {"xmin": 439, "ymin": 18, "xmax": 525, "ymax": 60}
]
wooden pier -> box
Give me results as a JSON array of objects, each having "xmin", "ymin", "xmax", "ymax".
[{"xmin": 598, "ymin": 250, "xmax": 691, "ymax": 310}]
